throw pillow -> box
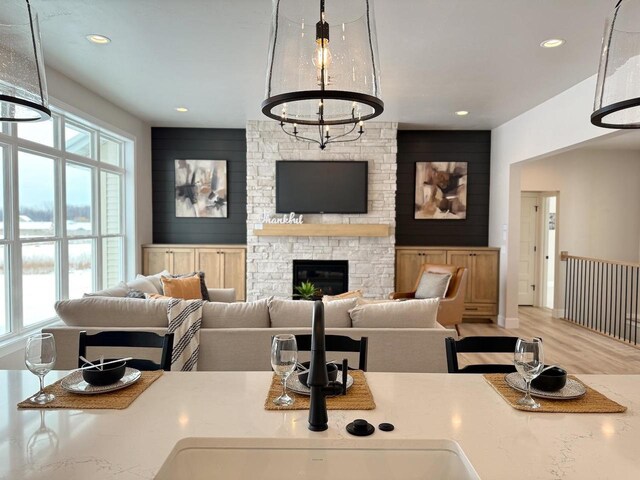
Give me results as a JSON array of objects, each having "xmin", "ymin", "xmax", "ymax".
[
  {"xmin": 415, "ymin": 272, "xmax": 452, "ymax": 299},
  {"xmin": 269, "ymin": 297, "xmax": 357, "ymax": 328},
  {"xmin": 322, "ymin": 289, "xmax": 363, "ymax": 302},
  {"xmin": 137, "ymin": 270, "xmax": 170, "ymax": 294},
  {"xmin": 125, "ymin": 289, "xmax": 146, "ymax": 299},
  {"xmin": 349, "ymin": 298, "xmax": 440, "ymax": 328},
  {"xmin": 121, "ymin": 277, "xmax": 158, "ymax": 295},
  {"xmin": 145, "ymin": 293, "xmax": 173, "ymax": 300},
  {"xmin": 161, "ymin": 274, "xmax": 203, "ymax": 300},
  {"xmin": 162, "ymin": 271, "xmax": 210, "ymax": 301}
]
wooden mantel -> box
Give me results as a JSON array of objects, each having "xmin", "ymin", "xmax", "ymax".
[{"xmin": 253, "ymin": 224, "xmax": 391, "ymax": 237}]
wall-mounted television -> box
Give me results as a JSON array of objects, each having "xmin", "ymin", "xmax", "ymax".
[{"xmin": 276, "ymin": 161, "xmax": 368, "ymax": 214}]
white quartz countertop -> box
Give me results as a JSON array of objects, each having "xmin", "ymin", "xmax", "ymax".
[{"xmin": 0, "ymin": 370, "xmax": 637, "ymax": 479}]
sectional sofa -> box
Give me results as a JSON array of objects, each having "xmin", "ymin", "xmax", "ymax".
[{"xmin": 44, "ymin": 296, "xmax": 457, "ymax": 373}]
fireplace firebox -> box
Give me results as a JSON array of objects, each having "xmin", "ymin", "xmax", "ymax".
[{"xmin": 292, "ymin": 260, "xmax": 348, "ymax": 298}]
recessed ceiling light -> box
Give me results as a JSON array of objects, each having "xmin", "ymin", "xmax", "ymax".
[
  {"xmin": 455, "ymin": 110, "xmax": 469, "ymax": 116},
  {"xmin": 540, "ymin": 38, "xmax": 565, "ymax": 48},
  {"xmin": 86, "ymin": 34, "xmax": 111, "ymax": 45},
  {"xmin": 175, "ymin": 107, "xmax": 189, "ymax": 112}
]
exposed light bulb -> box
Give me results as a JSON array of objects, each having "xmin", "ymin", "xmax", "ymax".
[{"xmin": 313, "ymin": 39, "xmax": 332, "ymax": 69}]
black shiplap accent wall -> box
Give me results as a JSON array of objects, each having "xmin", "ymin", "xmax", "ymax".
[
  {"xmin": 151, "ymin": 128, "xmax": 247, "ymax": 244},
  {"xmin": 396, "ymin": 131, "xmax": 491, "ymax": 246}
]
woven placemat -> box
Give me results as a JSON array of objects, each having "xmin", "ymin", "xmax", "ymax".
[
  {"xmin": 265, "ymin": 370, "xmax": 375, "ymax": 411},
  {"xmin": 17, "ymin": 371, "xmax": 163, "ymax": 410},
  {"xmin": 484, "ymin": 374, "xmax": 627, "ymax": 413}
]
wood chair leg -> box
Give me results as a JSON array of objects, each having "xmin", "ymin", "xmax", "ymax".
[{"xmin": 455, "ymin": 324, "xmax": 461, "ymax": 336}]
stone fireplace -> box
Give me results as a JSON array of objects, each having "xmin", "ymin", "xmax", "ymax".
[{"xmin": 245, "ymin": 120, "xmax": 398, "ymax": 300}]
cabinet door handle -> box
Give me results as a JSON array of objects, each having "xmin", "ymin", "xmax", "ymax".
[{"xmin": 466, "ymin": 307, "xmax": 479, "ymax": 311}]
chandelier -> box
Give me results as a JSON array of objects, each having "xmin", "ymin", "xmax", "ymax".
[
  {"xmin": 262, "ymin": 0, "xmax": 383, "ymax": 149},
  {"xmin": 592, "ymin": 0, "xmax": 640, "ymax": 128},
  {"xmin": 0, "ymin": 0, "xmax": 50, "ymax": 122}
]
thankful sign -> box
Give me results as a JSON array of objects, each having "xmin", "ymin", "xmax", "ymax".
[{"xmin": 259, "ymin": 212, "xmax": 304, "ymax": 224}]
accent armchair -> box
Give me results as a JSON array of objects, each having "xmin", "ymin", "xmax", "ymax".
[{"xmin": 390, "ymin": 263, "xmax": 468, "ymax": 333}]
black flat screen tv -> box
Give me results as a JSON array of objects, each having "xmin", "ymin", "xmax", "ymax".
[{"xmin": 276, "ymin": 161, "xmax": 368, "ymax": 214}]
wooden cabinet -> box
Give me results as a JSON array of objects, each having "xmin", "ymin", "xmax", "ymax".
[
  {"xmin": 195, "ymin": 248, "xmax": 246, "ymax": 300},
  {"xmin": 395, "ymin": 249, "xmax": 447, "ymax": 292},
  {"xmin": 396, "ymin": 246, "xmax": 499, "ymax": 321},
  {"xmin": 142, "ymin": 244, "xmax": 246, "ymax": 301}
]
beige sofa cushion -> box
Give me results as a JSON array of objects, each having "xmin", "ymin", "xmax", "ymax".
[
  {"xmin": 83, "ymin": 284, "xmax": 128, "ymax": 298},
  {"xmin": 202, "ymin": 299, "xmax": 269, "ymax": 328},
  {"xmin": 55, "ymin": 297, "xmax": 169, "ymax": 327},
  {"xmin": 349, "ymin": 298, "xmax": 440, "ymax": 328},
  {"xmin": 269, "ymin": 297, "xmax": 356, "ymax": 328}
]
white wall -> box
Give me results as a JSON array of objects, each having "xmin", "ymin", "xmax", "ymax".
[
  {"xmin": 46, "ymin": 67, "xmax": 153, "ymax": 276},
  {"xmin": 0, "ymin": 68, "xmax": 152, "ymax": 369},
  {"xmin": 521, "ymin": 149, "xmax": 640, "ymax": 263},
  {"xmin": 489, "ymin": 74, "xmax": 622, "ymax": 327}
]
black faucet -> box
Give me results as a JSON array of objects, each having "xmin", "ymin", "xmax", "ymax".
[
  {"xmin": 308, "ymin": 300, "xmax": 344, "ymax": 432},
  {"xmin": 308, "ymin": 301, "xmax": 329, "ymax": 431}
]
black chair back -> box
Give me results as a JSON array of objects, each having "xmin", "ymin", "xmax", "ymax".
[
  {"xmin": 445, "ymin": 336, "xmax": 519, "ymax": 374},
  {"xmin": 78, "ymin": 331, "xmax": 174, "ymax": 371},
  {"xmin": 277, "ymin": 334, "xmax": 368, "ymax": 371}
]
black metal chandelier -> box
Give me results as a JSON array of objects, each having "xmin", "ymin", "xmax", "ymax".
[
  {"xmin": 0, "ymin": 0, "xmax": 50, "ymax": 123},
  {"xmin": 262, "ymin": 0, "xmax": 383, "ymax": 149},
  {"xmin": 592, "ymin": 0, "xmax": 640, "ymax": 128}
]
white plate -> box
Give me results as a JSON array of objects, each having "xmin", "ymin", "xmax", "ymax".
[
  {"xmin": 61, "ymin": 367, "xmax": 142, "ymax": 395},
  {"xmin": 286, "ymin": 372, "xmax": 354, "ymax": 396},
  {"xmin": 504, "ymin": 372, "xmax": 587, "ymax": 400}
]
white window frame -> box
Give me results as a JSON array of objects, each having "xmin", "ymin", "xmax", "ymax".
[{"xmin": 0, "ymin": 104, "xmax": 132, "ymax": 348}]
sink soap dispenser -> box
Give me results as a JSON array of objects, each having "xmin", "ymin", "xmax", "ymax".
[{"xmin": 346, "ymin": 419, "xmax": 375, "ymax": 437}]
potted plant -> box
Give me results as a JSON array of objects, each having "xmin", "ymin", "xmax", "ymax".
[{"xmin": 294, "ymin": 281, "xmax": 322, "ymax": 300}]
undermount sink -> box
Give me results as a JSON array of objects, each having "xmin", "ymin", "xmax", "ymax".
[{"xmin": 155, "ymin": 437, "xmax": 480, "ymax": 480}]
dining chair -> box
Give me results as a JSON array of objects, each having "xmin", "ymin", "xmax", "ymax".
[
  {"xmin": 284, "ymin": 334, "xmax": 369, "ymax": 372},
  {"xmin": 445, "ymin": 336, "xmax": 519, "ymax": 374},
  {"xmin": 78, "ymin": 331, "xmax": 174, "ymax": 371}
]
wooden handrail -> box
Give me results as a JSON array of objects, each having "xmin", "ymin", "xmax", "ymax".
[{"xmin": 561, "ymin": 252, "xmax": 640, "ymax": 268}]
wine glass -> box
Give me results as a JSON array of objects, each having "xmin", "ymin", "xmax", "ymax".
[
  {"xmin": 271, "ymin": 334, "xmax": 298, "ymax": 406},
  {"xmin": 514, "ymin": 337, "xmax": 544, "ymax": 409},
  {"xmin": 25, "ymin": 333, "xmax": 56, "ymax": 405}
]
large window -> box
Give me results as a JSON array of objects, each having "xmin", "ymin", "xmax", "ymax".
[{"xmin": 0, "ymin": 109, "xmax": 129, "ymax": 341}]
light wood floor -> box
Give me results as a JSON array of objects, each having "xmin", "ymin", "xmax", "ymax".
[{"xmin": 457, "ymin": 307, "xmax": 640, "ymax": 374}]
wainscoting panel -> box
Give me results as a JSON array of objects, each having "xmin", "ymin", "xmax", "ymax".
[
  {"xmin": 151, "ymin": 128, "xmax": 247, "ymax": 244},
  {"xmin": 396, "ymin": 130, "xmax": 491, "ymax": 246}
]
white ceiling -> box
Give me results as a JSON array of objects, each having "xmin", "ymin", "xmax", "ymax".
[{"xmin": 2, "ymin": 0, "xmax": 614, "ymax": 129}]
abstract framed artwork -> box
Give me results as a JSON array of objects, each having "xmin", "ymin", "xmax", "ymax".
[
  {"xmin": 175, "ymin": 159, "xmax": 228, "ymax": 218},
  {"xmin": 414, "ymin": 162, "xmax": 468, "ymax": 220}
]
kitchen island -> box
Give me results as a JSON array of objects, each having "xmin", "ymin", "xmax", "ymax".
[{"xmin": 0, "ymin": 370, "xmax": 636, "ymax": 479}]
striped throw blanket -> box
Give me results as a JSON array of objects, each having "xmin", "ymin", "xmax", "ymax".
[{"xmin": 167, "ymin": 298, "xmax": 203, "ymax": 371}]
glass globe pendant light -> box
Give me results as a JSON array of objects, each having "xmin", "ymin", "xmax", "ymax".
[
  {"xmin": 262, "ymin": 0, "xmax": 383, "ymax": 149},
  {"xmin": 592, "ymin": 0, "xmax": 640, "ymax": 128},
  {"xmin": 0, "ymin": 0, "xmax": 51, "ymax": 122}
]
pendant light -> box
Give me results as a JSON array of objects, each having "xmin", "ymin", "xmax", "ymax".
[
  {"xmin": 0, "ymin": 0, "xmax": 51, "ymax": 122},
  {"xmin": 262, "ymin": 0, "xmax": 383, "ymax": 149},
  {"xmin": 592, "ymin": 0, "xmax": 640, "ymax": 128}
]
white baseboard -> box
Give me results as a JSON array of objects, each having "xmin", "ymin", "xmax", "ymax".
[{"xmin": 498, "ymin": 315, "xmax": 520, "ymax": 329}]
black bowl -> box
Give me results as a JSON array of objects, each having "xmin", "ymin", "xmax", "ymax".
[
  {"xmin": 297, "ymin": 361, "xmax": 338, "ymax": 387},
  {"xmin": 531, "ymin": 366, "xmax": 567, "ymax": 392},
  {"xmin": 82, "ymin": 359, "xmax": 127, "ymax": 386}
]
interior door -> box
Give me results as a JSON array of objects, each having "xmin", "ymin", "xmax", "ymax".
[{"xmin": 519, "ymin": 193, "xmax": 538, "ymax": 305}]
